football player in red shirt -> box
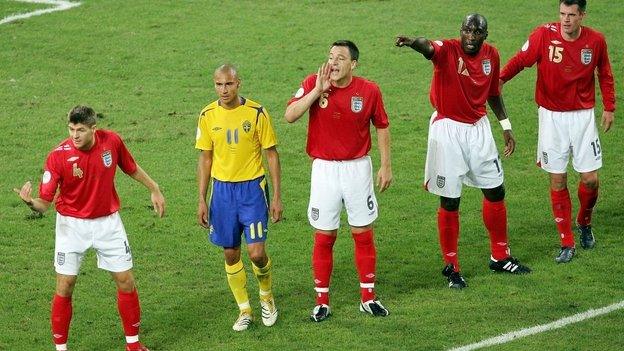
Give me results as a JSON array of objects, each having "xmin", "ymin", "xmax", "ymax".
[
  {"xmin": 286, "ymin": 40, "xmax": 392, "ymax": 321},
  {"xmin": 500, "ymin": 0, "xmax": 616, "ymax": 263},
  {"xmin": 14, "ymin": 106, "xmax": 164, "ymax": 351},
  {"xmin": 396, "ymin": 13, "xmax": 531, "ymax": 289}
]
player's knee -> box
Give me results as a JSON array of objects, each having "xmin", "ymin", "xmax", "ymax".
[
  {"xmin": 55, "ymin": 276, "xmax": 77, "ymax": 297},
  {"xmin": 224, "ymin": 247, "xmax": 242, "ymax": 266},
  {"xmin": 483, "ymin": 185, "xmax": 505, "ymax": 202},
  {"xmin": 550, "ymin": 173, "xmax": 568, "ymax": 190},
  {"xmin": 249, "ymin": 252, "xmax": 268, "ymax": 268},
  {"xmin": 440, "ymin": 196, "xmax": 460, "ymax": 211},
  {"xmin": 113, "ymin": 271, "xmax": 136, "ymax": 292},
  {"xmin": 580, "ymin": 173, "xmax": 599, "ymax": 189}
]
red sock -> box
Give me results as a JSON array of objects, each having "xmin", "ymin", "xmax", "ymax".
[
  {"xmin": 117, "ymin": 289, "xmax": 141, "ymax": 342},
  {"xmin": 482, "ymin": 198, "xmax": 510, "ymax": 261},
  {"xmin": 312, "ymin": 232, "xmax": 336, "ymax": 305},
  {"xmin": 438, "ymin": 207, "xmax": 460, "ymax": 271},
  {"xmin": 352, "ymin": 229, "xmax": 376, "ymax": 302},
  {"xmin": 577, "ymin": 182, "xmax": 598, "ymax": 227},
  {"xmin": 550, "ymin": 188, "xmax": 575, "ymax": 247},
  {"xmin": 51, "ymin": 294, "xmax": 72, "ymax": 347}
]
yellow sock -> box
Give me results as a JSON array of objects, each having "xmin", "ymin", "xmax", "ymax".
[
  {"xmin": 252, "ymin": 258, "xmax": 273, "ymax": 298},
  {"xmin": 225, "ymin": 260, "xmax": 251, "ymax": 313}
]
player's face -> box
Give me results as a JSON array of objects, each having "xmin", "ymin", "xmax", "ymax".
[
  {"xmin": 214, "ymin": 70, "xmax": 240, "ymax": 108},
  {"xmin": 460, "ymin": 23, "xmax": 487, "ymax": 55},
  {"xmin": 559, "ymin": 3, "xmax": 585, "ymax": 39},
  {"xmin": 328, "ymin": 46, "xmax": 356, "ymax": 85},
  {"xmin": 68, "ymin": 122, "xmax": 96, "ymax": 150}
]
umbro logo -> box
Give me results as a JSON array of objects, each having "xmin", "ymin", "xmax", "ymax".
[{"xmin": 212, "ymin": 127, "xmax": 222, "ymax": 131}]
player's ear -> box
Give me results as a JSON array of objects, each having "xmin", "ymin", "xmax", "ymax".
[{"xmin": 351, "ymin": 60, "xmax": 357, "ymax": 70}]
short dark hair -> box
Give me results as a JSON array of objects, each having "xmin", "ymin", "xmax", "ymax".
[
  {"xmin": 331, "ymin": 40, "xmax": 359, "ymax": 61},
  {"xmin": 560, "ymin": 0, "xmax": 586, "ymax": 12},
  {"xmin": 68, "ymin": 105, "xmax": 97, "ymax": 126}
]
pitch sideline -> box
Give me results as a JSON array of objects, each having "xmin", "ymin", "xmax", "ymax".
[
  {"xmin": 448, "ymin": 299, "xmax": 624, "ymax": 351},
  {"xmin": 0, "ymin": 0, "xmax": 81, "ymax": 25}
]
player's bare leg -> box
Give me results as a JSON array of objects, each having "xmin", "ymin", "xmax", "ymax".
[
  {"xmin": 577, "ymin": 171, "xmax": 599, "ymax": 249},
  {"xmin": 352, "ymin": 224, "xmax": 388, "ymax": 317},
  {"xmin": 550, "ymin": 173, "xmax": 576, "ymax": 263},
  {"xmin": 52, "ymin": 274, "xmax": 77, "ymax": 351},
  {"xmin": 248, "ymin": 242, "xmax": 277, "ymax": 327},
  {"xmin": 224, "ymin": 247, "xmax": 252, "ymax": 331},
  {"xmin": 311, "ymin": 229, "xmax": 336, "ymax": 322},
  {"xmin": 111, "ymin": 270, "xmax": 149, "ymax": 351}
]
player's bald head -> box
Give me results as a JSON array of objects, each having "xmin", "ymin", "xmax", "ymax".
[
  {"xmin": 462, "ymin": 13, "xmax": 488, "ymax": 34},
  {"xmin": 214, "ymin": 64, "xmax": 239, "ymax": 80}
]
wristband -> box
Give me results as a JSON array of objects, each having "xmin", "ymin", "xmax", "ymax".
[{"xmin": 499, "ymin": 119, "xmax": 512, "ymax": 131}]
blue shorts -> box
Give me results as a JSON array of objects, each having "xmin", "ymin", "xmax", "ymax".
[{"xmin": 209, "ymin": 176, "xmax": 269, "ymax": 248}]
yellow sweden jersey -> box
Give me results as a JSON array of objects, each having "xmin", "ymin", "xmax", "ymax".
[{"xmin": 195, "ymin": 97, "xmax": 277, "ymax": 182}]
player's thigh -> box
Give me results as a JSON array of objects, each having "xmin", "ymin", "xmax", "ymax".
[
  {"xmin": 309, "ymin": 158, "xmax": 343, "ymax": 231},
  {"xmin": 210, "ymin": 180, "xmax": 243, "ymax": 248},
  {"xmin": 239, "ymin": 177, "xmax": 270, "ymax": 245},
  {"xmin": 537, "ymin": 107, "xmax": 571, "ymax": 173},
  {"xmin": 570, "ymin": 109, "xmax": 602, "ymax": 173},
  {"xmin": 342, "ymin": 157, "xmax": 378, "ymax": 227},
  {"xmin": 93, "ymin": 212, "xmax": 133, "ymax": 273},
  {"xmin": 54, "ymin": 213, "xmax": 92, "ymax": 275},
  {"xmin": 465, "ymin": 117, "xmax": 504, "ymax": 189},
  {"xmin": 424, "ymin": 116, "xmax": 468, "ymax": 198}
]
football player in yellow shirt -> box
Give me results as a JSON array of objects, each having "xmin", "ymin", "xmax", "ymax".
[{"xmin": 196, "ymin": 64, "xmax": 283, "ymax": 331}]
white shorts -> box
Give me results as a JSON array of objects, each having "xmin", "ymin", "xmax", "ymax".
[
  {"xmin": 424, "ymin": 112, "xmax": 503, "ymax": 198},
  {"xmin": 537, "ymin": 107, "xmax": 602, "ymax": 174},
  {"xmin": 308, "ymin": 156, "xmax": 378, "ymax": 230},
  {"xmin": 54, "ymin": 212, "xmax": 133, "ymax": 275}
]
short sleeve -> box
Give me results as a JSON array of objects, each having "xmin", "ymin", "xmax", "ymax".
[
  {"xmin": 195, "ymin": 109, "xmax": 214, "ymax": 151},
  {"xmin": 39, "ymin": 153, "xmax": 61, "ymax": 202},
  {"xmin": 256, "ymin": 107, "xmax": 278, "ymax": 149},
  {"xmin": 489, "ymin": 49, "xmax": 501, "ymax": 97},
  {"xmin": 115, "ymin": 134, "xmax": 138, "ymax": 175},
  {"xmin": 287, "ymin": 74, "xmax": 316, "ymax": 106},
  {"xmin": 430, "ymin": 39, "xmax": 449, "ymax": 64},
  {"xmin": 371, "ymin": 84, "xmax": 389, "ymax": 129}
]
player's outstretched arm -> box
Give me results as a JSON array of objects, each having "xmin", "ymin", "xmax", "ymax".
[
  {"xmin": 284, "ymin": 63, "xmax": 331, "ymax": 123},
  {"xmin": 13, "ymin": 181, "xmax": 51, "ymax": 214},
  {"xmin": 129, "ymin": 165, "xmax": 165, "ymax": 218},
  {"xmin": 487, "ymin": 95, "xmax": 516, "ymax": 157},
  {"xmin": 375, "ymin": 127, "xmax": 393, "ymax": 192},
  {"xmin": 395, "ymin": 36, "xmax": 434, "ymax": 59},
  {"xmin": 197, "ymin": 150, "xmax": 213, "ymax": 228},
  {"xmin": 264, "ymin": 146, "xmax": 283, "ymax": 223}
]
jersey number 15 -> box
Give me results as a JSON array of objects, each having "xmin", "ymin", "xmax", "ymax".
[{"xmin": 548, "ymin": 45, "xmax": 563, "ymax": 63}]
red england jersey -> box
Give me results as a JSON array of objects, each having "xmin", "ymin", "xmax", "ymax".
[
  {"xmin": 39, "ymin": 130, "xmax": 138, "ymax": 219},
  {"xmin": 287, "ymin": 75, "xmax": 389, "ymax": 160},
  {"xmin": 428, "ymin": 39, "xmax": 501, "ymax": 124},
  {"xmin": 500, "ymin": 22, "xmax": 616, "ymax": 112}
]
